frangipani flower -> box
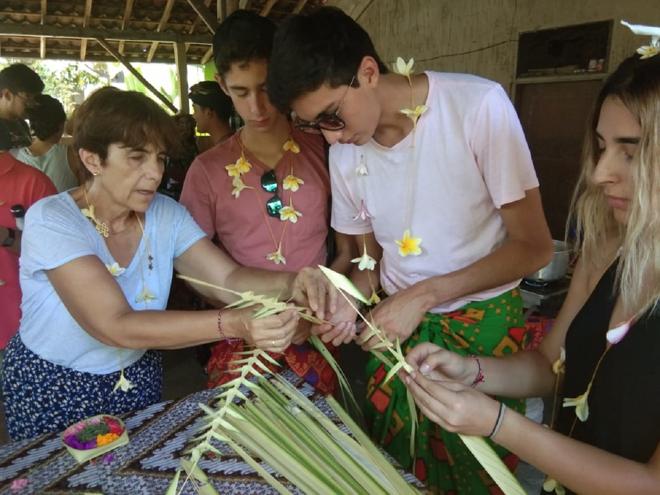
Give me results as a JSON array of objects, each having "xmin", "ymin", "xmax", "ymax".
[
  {"xmin": 637, "ymin": 45, "xmax": 660, "ymax": 59},
  {"xmin": 543, "ymin": 476, "xmax": 566, "ymax": 495},
  {"xmin": 356, "ymin": 157, "xmax": 369, "ymax": 176},
  {"xmin": 81, "ymin": 204, "xmax": 95, "ymax": 220},
  {"xmin": 351, "ymin": 249, "xmax": 377, "ymax": 271},
  {"xmin": 352, "ymin": 200, "xmax": 373, "ymax": 222},
  {"xmin": 563, "ymin": 383, "xmax": 591, "ymax": 422},
  {"xmin": 280, "ymin": 201, "xmax": 302, "ymax": 223},
  {"xmin": 392, "ymin": 57, "xmax": 415, "ymax": 77},
  {"xmin": 283, "ymin": 139, "xmax": 300, "ymax": 154},
  {"xmin": 283, "ymin": 174, "xmax": 305, "ymax": 192},
  {"xmin": 552, "ymin": 347, "xmax": 565, "ymax": 375},
  {"xmin": 606, "ymin": 320, "xmax": 632, "ymax": 345},
  {"xmin": 106, "ymin": 262, "xmax": 126, "ymax": 277},
  {"xmin": 113, "ymin": 369, "xmax": 135, "ymax": 393},
  {"xmin": 266, "ymin": 248, "xmax": 287, "ymax": 265},
  {"xmin": 400, "ymin": 105, "xmax": 428, "ymax": 125},
  {"xmin": 135, "ymin": 286, "xmax": 157, "ymax": 304},
  {"xmin": 225, "ymin": 155, "xmax": 252, "ymax": 177},
  {"xmin": 231, "ymin": 176, "xmax": 253, "ymax": 198},
  {"xmin": 368, "ymin": 290, "xmax": 381, "ymax": 305},
  {"xmin": 396, "ymin": 229, "xmax": 422, "ymax": 257},
  {"xmin": 9, "ymin": 478, "xmax": 28, "ymax": 491}
]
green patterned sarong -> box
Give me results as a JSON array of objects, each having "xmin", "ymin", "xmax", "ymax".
[{"xmin": 365, "ymin": 288, "xmax": 527, "ymax": 494}]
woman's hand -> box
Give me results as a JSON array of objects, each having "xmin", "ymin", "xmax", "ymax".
[
  {"xmin": 231, "ymin": 306, "xmax": 300, "ymax": 353},
  {"xmin": 291, "ymin": 267, "xmax": 338, "ymax": 321},
  {"xmin": 405, "ymin": 342, "xmax": 477, "ymax": 384},
  {"xmin": 401, "ymin": 369, "xmax": 501, "ymax": 437}
]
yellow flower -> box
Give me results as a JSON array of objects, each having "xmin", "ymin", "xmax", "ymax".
[
  {"xmin": 368, "ymin": 290, "xmax": 381, "ymax": 305},
  {"xmin": 637, "ymin": 45, "xmax": 660, "ymax": 59},
  {"xmin": 113, "ymin": 369, "xmax": 135, "ymax": 393},
  {"xmin": 351, "ymin": 243, "xmax": 377, "ymax": 271},
  {"xmin": 279, "ymin": 201, "xmax": 302, "ymax": 223},
  {"xmin": 105, "ymin": 262, "xmax": 125, "ymax": 277},
  {"xmin": 543, "ymin": 476, "xmax": 566, "ymax": 495},
  {"xmin": 552, "ymin": 347, "xmax": 565, "ymax": 375},
  {"xmin": 282, "ymin": 139, "xmax": 300, "ymax": 154},
  {"xmin": 225, "ymin": 155, "xmax": 252, "ymax": 177},
  {"xmin": 135, "ymin": 286, "xmax": 157, "ymax": 304},
  {"xmin": 266, "ymin": 249, "xmax": 286, "ymax": 265},
  {"xmin": 392, "ymin": 57, "xmax": 415, "ymax": 77},
  {"xmin": 96, "ymin": 432, "xmax": 120, "ymax": 447},
  {"xmin": 283, "ymin": 174, "xmax": 305, "ymax": 192},
  {"xmin": 400, "ymin": 105, "xmax": 428, "ymax": 125},
  {"xmin": 563, "ymin": 383, "xmax": 591, "ymax": 422},
  {"xmin": 231, "ymin": 176, "xmax": 253, "ymax": 198},
  {"xmin": 395, "ymin": 229, "xmax": 422, "ymax": 257}
]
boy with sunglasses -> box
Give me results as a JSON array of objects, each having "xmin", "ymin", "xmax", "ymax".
[
  {"xmin": 266, "ymin": 6, "xmax": 553, "ymax": 494},
  {"xmin": 180, "ymin": 10, "xmax": 355, "ymax": 394}
]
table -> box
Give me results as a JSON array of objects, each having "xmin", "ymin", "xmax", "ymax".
[{"xmin": 0, "ymin": 371, "xmax": 425, "ymax": 494}]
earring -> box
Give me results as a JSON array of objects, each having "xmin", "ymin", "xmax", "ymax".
[{"xmin": 92, "ymin": 171, "xmax": 99, "ymax": 176}]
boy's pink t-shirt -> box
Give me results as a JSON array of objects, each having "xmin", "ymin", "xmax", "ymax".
[
  {"xmin": 180, "ymin": 128, "xmax": 330, "ymax": 271},
  {"xmin": 0, "ymin": 152, "xmax": 56, "ymax": 348}
]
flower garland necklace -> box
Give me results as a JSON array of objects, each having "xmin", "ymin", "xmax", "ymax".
[
  {"xmin": 225, "ymin": 132, "xmax": 304, "ymax": 266},
  {"xmin": 543, "ymin": 315, "xmax": 634, "ymax": 495}
]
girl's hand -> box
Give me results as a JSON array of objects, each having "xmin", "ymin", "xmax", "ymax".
[{"xmin": 405, "ymin": 342, "xmax": 478, "ymax": 385}]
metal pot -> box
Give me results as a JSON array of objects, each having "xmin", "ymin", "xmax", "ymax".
[{"xmin": 524, "ymin": 240, "xmax": 571, "ymax": 283}]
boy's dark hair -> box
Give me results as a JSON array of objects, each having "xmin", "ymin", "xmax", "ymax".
[
  {"xmin": 189, "ymin": 81, "xmax": 234, "ymax": 121},
  {"xmin": 0, "ymin": 63, "xmax": 44, "ymax": 95},
  {"xmin": 27, "ymin": 94, "xmax": 67, "ymax": 141},
  {"xmin": 267, "ymin": 6, "xmax": 388, "ymax": 113},
  {"xmin": 73, "ymin": 87, "xmax": 180, "ymax": 181},
  {"xmin": 212, "ymin": 10, "xmax": 276, "ymax": 76}
]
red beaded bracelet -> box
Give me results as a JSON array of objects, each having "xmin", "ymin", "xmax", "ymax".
[{"xmin": 470, "ymin": 355, "xmax": 485, "ymax": 387}]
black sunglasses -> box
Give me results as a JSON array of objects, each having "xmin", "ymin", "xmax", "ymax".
[
  {"xmin": 294, "ymin": 75, "xmax": 356, "ymax": 134},
  {"xmin": 261, "ymin": 170, "xmax": 283, "ymax": 217}
]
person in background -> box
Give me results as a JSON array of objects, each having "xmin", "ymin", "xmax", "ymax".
[
  {"xmin": 158, "ymin": 113, "xmax": 199, "ymax": 201},
  {"xmin": 0, "ymin": 63, "xmax": 43, "ymax": 149},
  {"xmin": 402, "ymin": 50, "xmax": 660, "ymax": 495},
  {"xmin": 180, "ymin": 10, "xmax": 356, "ymax": 394},
  {"xmin": 189, "ymin": 80, "xmax": 234, "ymax": 153},
  {"xmin": 0, "ymin": 100, "xmax": 56, "ymax": 367},
  {"xmin": 0, "ymin": 87, "xmax": 343, "ymax": 441},
  {"xmin": 267, "ymin": 6, "xmax": 552, "ymax": 493},
  {"xmin": 11, "ymin": 94, "xmax": 79, "ymax": 192}
]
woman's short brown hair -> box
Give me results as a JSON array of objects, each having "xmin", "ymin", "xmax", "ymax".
[{"xmin": 72, "ymin": 87, "xmax": 180, "ymax": 181}]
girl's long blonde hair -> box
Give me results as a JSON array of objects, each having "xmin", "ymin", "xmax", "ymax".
[{"xmin": 569, "ymin": 54, "xmax": 660, "ymax": 319}]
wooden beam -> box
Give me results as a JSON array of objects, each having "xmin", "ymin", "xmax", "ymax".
[
  {"xmin": 81, "ymin": 0, "xmax": 93, "ymax": 62},
  {"xmin": 0, "ymin": 23, "xmax": 212, "ymax": 44},
  {"xmin": 217, "ymin": 0, "xmax": 226, "ymax": 22},
  {"xmin": 81, "ymin": 40, "xmax": 88, "ymax": 60},
  {"xmin": 292, "ymin": 0, "xmax": 308, "ymax": 14},
  {"xmin": 40, "ymin": 0, "xmax": 47, "ymax": 60},
  {"xmin": 238, "ymin": 0, "xmax": 250, "ymax": 9},
  {"xmin": 201, "ymin": 46, "xmax": 213, "ymax": 65},
  {"xmin": 147, "ymin": 0, "xmax": 176, "ymax": 63},
  {"xmin": 175, "ymin": 42, "xmax": 189, "ymax": 114},
  {"xmin": 121, "ymin": 0, "xmax": 135, "ymax": 30},
  {"xmin": 185, "ymin": 0, "xmax": 217, "ymax": 34},
  {"xmin": 260, "ymin": 0, "xmax": 277, "ymax": 16},
  {"xmin": 187, "ymin": 0, "xmax": 212, "ymax": 35},
  {"xmin": 95, "ymin": 37, "xmax": 178, "ymax": 113}
]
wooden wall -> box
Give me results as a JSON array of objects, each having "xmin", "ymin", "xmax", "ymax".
[{"xmin": 350, "ymin": 0, "xmax": 660, "ymax": 93}]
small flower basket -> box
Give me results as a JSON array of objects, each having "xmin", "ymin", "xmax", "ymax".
[{"xmin": 61, "ymin": 415, "xmax": 129, "ymax": 463}]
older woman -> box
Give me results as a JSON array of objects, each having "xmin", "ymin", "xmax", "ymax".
[
  {"xmin": 403, "ymin": 52, "xmax": 660, "ymax": 494},
  {"xmin": 0, "ymin": 88, "xmax": 339, "ymax": 440}
]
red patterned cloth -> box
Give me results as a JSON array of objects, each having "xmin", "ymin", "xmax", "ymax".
[{"xmin": 206, "ymin": 339, "xmax": 338, "ymax": 395}]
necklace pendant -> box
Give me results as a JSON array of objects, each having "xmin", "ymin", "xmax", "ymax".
[{"xmin": 96, "ymin": 222, "xmax": 110, "ymax": 238}]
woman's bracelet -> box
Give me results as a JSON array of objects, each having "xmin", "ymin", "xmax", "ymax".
[
  {"xmin": 470, "ymin": 355, "xmax": 485, "ymax": 387},
  {"xmin": 488, "ymin": 402, "xmax": 507, "ymax": 439}
]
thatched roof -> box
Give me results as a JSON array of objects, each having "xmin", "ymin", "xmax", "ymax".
[{"xmin": 0, "ymin": 0, "xmax": 325, "ymax": 65}]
